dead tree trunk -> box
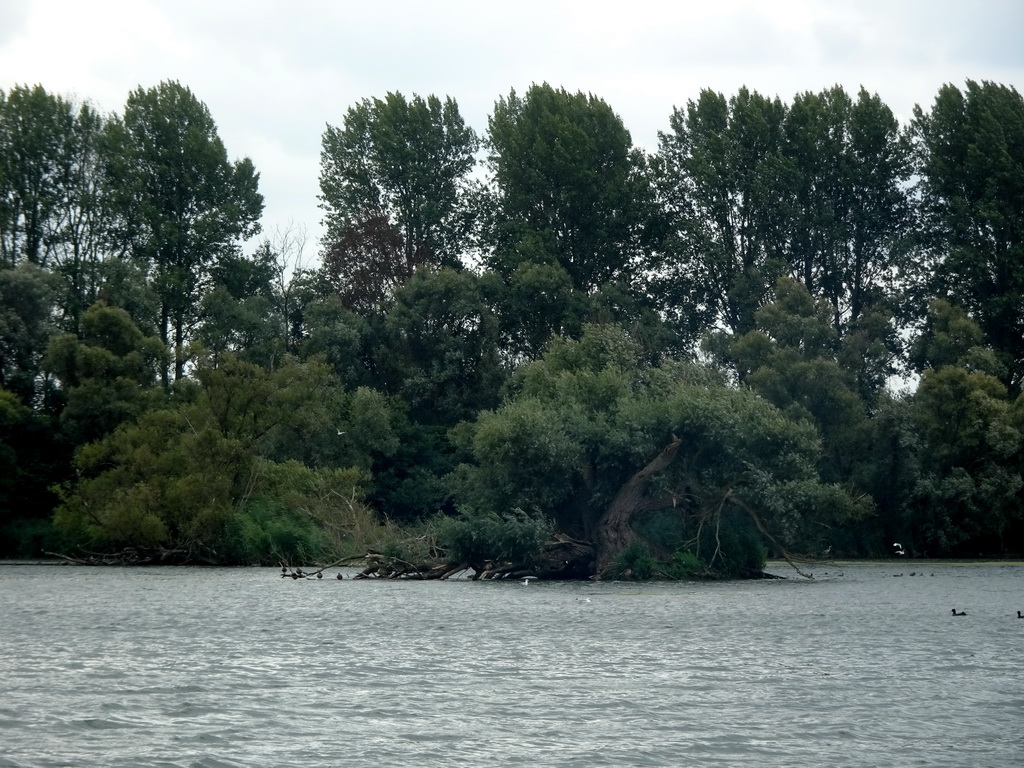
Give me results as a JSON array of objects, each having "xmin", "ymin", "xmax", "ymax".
[{"xmin": 594, "ymin": 435, "xmax": 682, "ymax": 575}]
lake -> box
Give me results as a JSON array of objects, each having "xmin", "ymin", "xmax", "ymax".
[{"xmin": 0, "ymin": 562, "xmax": 1021, "ymax": 767}]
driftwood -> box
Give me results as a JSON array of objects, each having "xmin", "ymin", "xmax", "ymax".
[
  {"xmin": 46, "ymin": 547, "xmax": 198, "ymax": 566},
  {"xmin": 334, "ymin": 532, "xmax": 597, "ymax": 581}
]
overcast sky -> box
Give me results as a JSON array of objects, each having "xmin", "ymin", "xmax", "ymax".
[{"xmin": 1, "ymin": 0, "xmax": 1022, "ymax": 253}]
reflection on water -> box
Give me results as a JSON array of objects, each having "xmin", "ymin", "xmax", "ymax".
[{"xmin": 0, "ymin": 563, "xmax": 1021, "ymax": 767}]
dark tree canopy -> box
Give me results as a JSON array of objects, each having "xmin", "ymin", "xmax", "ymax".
[
  {"xmin": 913, "ymin": 80, "xmax": 1024, "ymax": 391},
  {"xmin": 2, "ymin": 78, "xmax": 1024, "ymax": 568},
  {"xmin": 656, "ymin": 87, "xmax": 791, "ymax": 338},
  {"xmin": 485, "ymin": 83, "xmax": 657, "ymax": 293},
  {"xmin": 657, "ymin": 85, "xmax": 911, "ymax": 341},
  {"xmin": 106, "ymin": 80, "xmax": 264, "ymax": 385},
  {"xmin": 318, "ymin": 92, "xmax": 478, "ymax": 310}
]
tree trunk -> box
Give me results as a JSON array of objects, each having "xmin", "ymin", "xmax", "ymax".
[{"xmin": 594, "ymin": 435, "xmax": 682, "ymax": 574}]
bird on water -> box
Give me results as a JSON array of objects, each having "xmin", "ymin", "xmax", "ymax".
[{"xmin": 952, "ymin": 609, "xmax": 967, "ymax": 616}]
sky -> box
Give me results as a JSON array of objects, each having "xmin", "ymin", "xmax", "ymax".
[{"xmin": 1, "ymin": 0, "xmax": 1022, "ymax": 255}]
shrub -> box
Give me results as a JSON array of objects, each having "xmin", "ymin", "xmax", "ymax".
[
  {"xmin": 435, "ymin": 508, "xmax": 552, "ymax": 567},
  {"xmin": 609, "ymin": 538, "xmax": 658, "ymax": 580},
  {"xmin": 663, "ymin": 549, "xmax": 703, "ymax": 579},
  {"xmin": 698, "ymin": 518, "xmax": 768, "ymax": 577},
  {"xmin": 221, "ymin": 497, "xmax": 332, "ymax": 565}
]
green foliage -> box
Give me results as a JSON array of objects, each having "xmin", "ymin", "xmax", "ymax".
[
  {"xmin": 913, "ymin": 80, "xmax": 1024, "ymax": 390},
  {"xmin": 0, "ymin": 387, "xmax": 69, "ymax": 555},
  {"xmin": 6, "ymin": 79, "xmax": 1024, "ymax": 568},
  {"xmin": 106, "ymin": 80, "xmax": 264, "ymax": 384},
  {"xmin": 319, "ymin": 91, "xmax": 478, "ymax": 311},
  {"xmin": 696, "ymin": 516, "xmax": 769, "ymax": 578},
  {"xmin": 657, "ymin": 85, "xmax": 911, "ymax": 341},
  {"xmin": 453, "ymin": 323, "xmax": 853, "ymax": 568},
  {"xmin": 44, "ymin": 302, "xmax": 166, "ymax": 443},
  {"xmin": 656, "ymin": 86, "xmax": 791, "ymax": 337},
  {"xmin": 375, "ymin": 268, "xmax": 504, "ymax": 425},
  {"xmin": 609, "ymin": 539, "xmax": 657, "ymax": 580},
  {"xmin": 663, "ymin": 550, "xmax": 703, "ymax": 579},
  {"xmin": 223, "ymin": 497, "xmax": 330, "ymax": 565},
  {"xmin": 907, "ymin": 365, "xmax": 1023, "ymax": 554},
  {"xmin": 909, "ymin": 299, "xmax": 1004, "ymax": 378},
  {"xmin": 0, "ymin": 84, "xmax": 76, "ymax": 267},
  {"xmin": 435, "ymin": 508, "xmax": 553, "ymax": 568},
  {"xmin": 486, "ymin": 83, "xmax": 657, "ymax": 293},
  {"xmin": 728, "ymin": 278, "xmax": 875, "ymax": 484},
  {"xmin": 0, "ymin": 263, "xmax": 58, "ymax": 405},
  {"xmin": 196, "ymin": 247, "xmax": 287, "ymax": 368},
  {"xmin": 52, "ymin": 355, "xmax": 356, "ymax": 559},
  {"xmin": 0, "ymin": 85, "xmax": 112, "ymax": 334}
]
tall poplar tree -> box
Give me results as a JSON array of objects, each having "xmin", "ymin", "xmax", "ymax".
[
  {"xmin": 0, "ymin": 84, "xmax": 72, "ymax": 268},
  {"xmin": 784, "ymin": 86, "xmax": 912, "ymax": 331},
  {"xmin": 485, "ymin": 83, "xmax": 656, "ymax": 293},
  {"xmin": 318, "ymin": 92, "xmax": 478, "ymax": 310},
  {"xmin": 106, "ymin": 81, "xmax": 263, "ymax": 385},
  {"xmin": 913, "ymin": 80, "xmax": 1024, "ymax": 390},
  {"xmin": 656, "ymin": 87, "xmax": 792, "ymax": 338}
]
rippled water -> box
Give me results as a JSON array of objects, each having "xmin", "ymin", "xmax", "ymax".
[{"xmin": 0, "ymin": 563, "xmax": 1021, "ymax": 767}]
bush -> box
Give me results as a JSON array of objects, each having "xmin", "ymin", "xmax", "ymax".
[
  {"xmin": 698, "ymin": 519, "xmax": 768, "ymax": 577},
  {"xmin": 435, "ymin": 508, "xmax": 552, "ymax": 566},
  {"xmin": 221, "ymin": 497, "xmax": 332, "ymax": 565},
  {"xmin": 662, "ymin": 549, "xmax": 703, "ymax": 579},
  {"xmin": 609, "ymin": 539, "xmax": 658, "ymax": 580}
]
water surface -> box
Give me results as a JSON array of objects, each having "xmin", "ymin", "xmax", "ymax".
[{"xmin": 1, "ymin": 563, "xmax": 1021, "ymax": 767}]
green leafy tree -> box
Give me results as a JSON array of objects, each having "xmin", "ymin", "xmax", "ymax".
[
  {"xmin": 0, "ymin": 84, "xmax": 73, "ymax": 267},
  {"xmin": 909, "ymin": 299, "xmax": 1005, "ymax": 377},
  {"xmin": 344, "ymin": 268, "xmax": 505, "ymax": 521},
  {"xmin": 0, "ymin": 263, "xmax": 57, "ymax": 405},
  {"xmin": 374, "ymin": 267, "xmax": 503, "ymax": 426},
  {"xmin": 913, "ymin": 80, "xmax": 1024, "ymax": 390},
  {"xmin": 53, "ymin": 354, "xmax": 355, "ymax": 560},
  {"xmin": 452, "ymin": 324, "xmax": 863, "ymax": 575},
  {"xmin": 909, "ymin": 365, "xmax": 1023, "ymax": 554},
  {"xmin": 784, "ymin": 86, "xmax": 912, "ymax": 330},
  {"xmin": 319, "ymin": 92, "xmax": 478, "ymax": 310},
  {"xmin": 0, "ymin": 86, "xmax": 114, "ymax": 334},
  {"xmin": 44, "ymin": 302, "xmax": 165, "ymax": 444},
  {"xmin": 485, "ymin": 83, "xmax": 658, "ymax": 294},
  {"xmin": 106, "ymin": 81, "xmax": 264, "ymax": 386},
  {"xmin": 195, "ymin": 246, "xmax": 286, "ymax": 368},
  {"xmin": 657, "ymin": 86, "xmax": 911, "ymax": 342},
  {"xmin": 730, "ymin": 278, "xmax": 872, "ymax": 485},
  {"xmin": 0, "ymin": 386, "xmax": 69, "ymax": 555},
  {"xmin": 479, "ymin": 260, "xmax": 585, "ymax": 364},
  {"xmin": 656, "ymin": 87, "xmax": 792, "ymax": 337}
]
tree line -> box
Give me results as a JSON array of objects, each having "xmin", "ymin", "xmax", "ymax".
[{"xmin": 1, "ymin": 78, "xmax": 1022, "ymax": 575}]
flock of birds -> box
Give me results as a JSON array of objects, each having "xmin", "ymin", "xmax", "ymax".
[
  {"xmin": 892, "ymin": 544, "xmax": 1022, "ymax": 619},
  {"xmin": 281, "ymin": 566, "xmax": 341, "ymax": 580}
]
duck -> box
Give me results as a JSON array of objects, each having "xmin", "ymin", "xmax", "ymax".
[
  {"xmin": 1017, "ymin": 610, "xmax": 1022, "ymax": 618},
  {"xmin": 952, "ymin": 609, "xmax": 967, "ymax": 616}
]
